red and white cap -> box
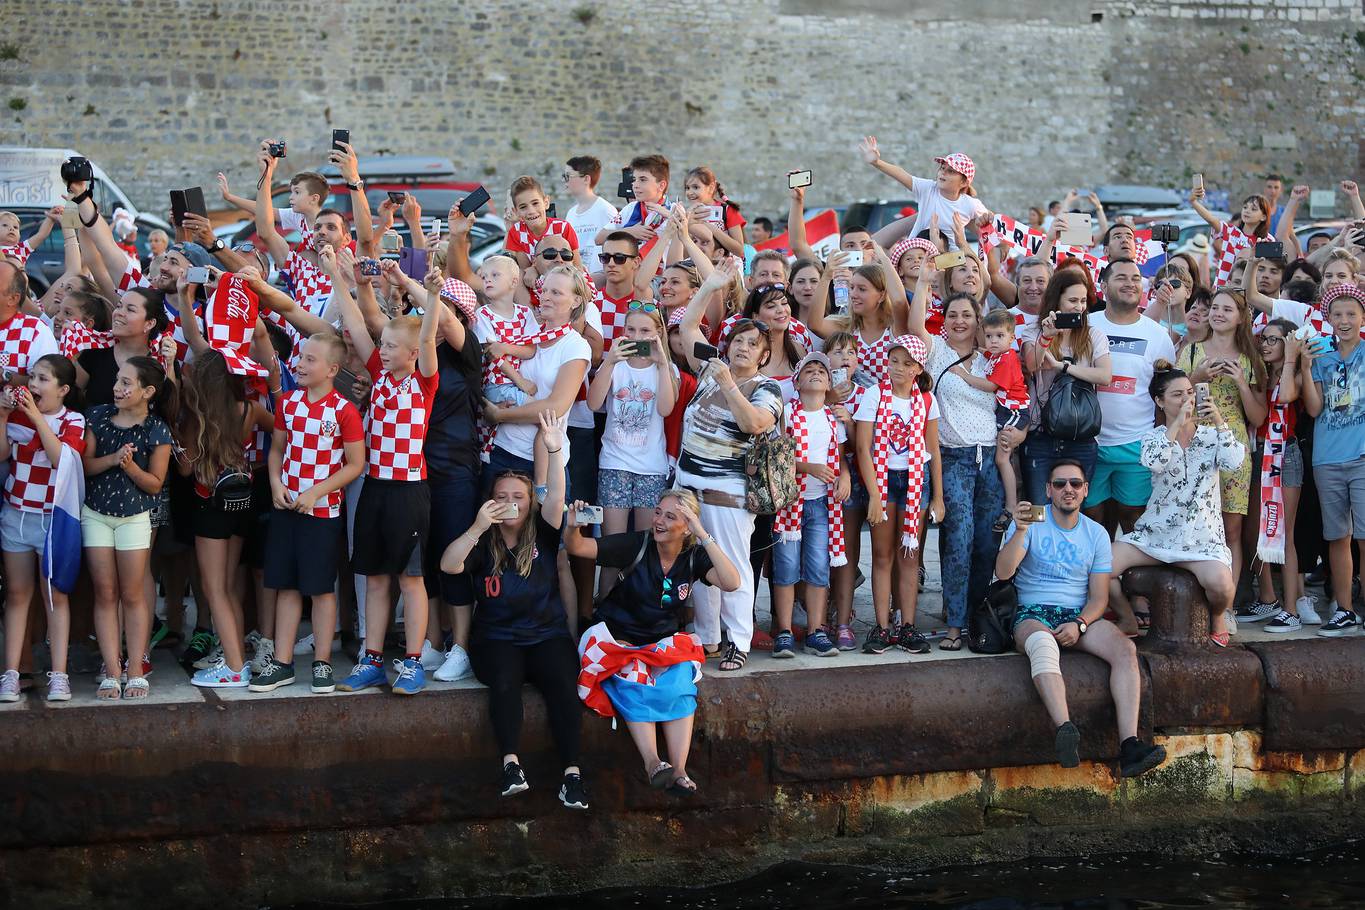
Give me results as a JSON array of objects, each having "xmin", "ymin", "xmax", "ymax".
[
  {"xmin": 890, "ymin": 237, "xmax": 940, "ymax": 268},
  {"xmin": 439, "ymin": 278, "xmax": 479, "ymax": 321},
  {"xmin": 888, "ymin": 334, "xmax": 927, "ymax": 363},
  {"xmin": 933, "ymin": 153, "xmax": 976, "ymax": 185},
  {"xmin": 1322, "ymin": 282, "xmax": 1365, "ymax": 310}
]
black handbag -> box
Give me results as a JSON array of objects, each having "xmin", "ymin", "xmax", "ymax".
[
  {"xmin": 212, "ymin": 468, "xmax": 255, "ymax": 513},
  {"xmin": 1041, "ymin": 369, "xmax": 1102, "ymax": 441},
  {"xmin": 967, "ymin": 578, "xmax": 1019, "ymax": 654}
]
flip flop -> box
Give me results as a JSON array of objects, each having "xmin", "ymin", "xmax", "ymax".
[
  {"xmin": 1134, "ymin": 611, "xmax": 1151, "ymax": 631},
  {"xmin": 939, "ymin": 635, "xmax": 963, "ymax": 652},
  {"xmin": 666, "ymin": 775, "xmax": 698, "ymax": 798},
  {"xmin": 648, "ymin": 762, "xmax": 674, "ymax": 789}
]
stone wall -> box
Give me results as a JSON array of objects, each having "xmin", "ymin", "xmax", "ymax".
[{"xmin": 1, "ymin": 1, "xmax": 1360, "ymax": 222}]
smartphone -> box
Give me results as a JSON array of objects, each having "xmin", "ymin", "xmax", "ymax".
[
  {"xmin": 617, "ymin": 167, "xmax": 635, "ymax": 201},
  {"xmin": 575, "ymin": 505, "xmax": 604, "ymax": 525},
  {"xmin": 387, "ymin": 191, "xmax": 407, "ymax": 206},
  {"xmin": 380, "ymin": 231, "xmax": 402, "ymax": 258},
  {"xmin": 169, "ymin": 189, "xmax": 187, "ymax": 226},
  {"xmin": 186, "ymin": 266, "xmax": 210, "ymax": 284},
  {"xmin": 1055, "ymin": 312, "xmax": 1083, "ymax": 330},
  {"xmin": 547, "ymin": 202, "xmax": 558, "ymax": 219},
  {"xmin": 503, "ymin": 502, "xmax": 520, "ymax": 518},
  {"xmin": 788, "ymin": 170, "xmax": 813, "ymax": 189},
  {"xmin": 707, "ymin": 205, "xmax": 724, "ymax": 224},
  {"xmin": 332, "ymin": 129, "xmax": 350, "ymax": 152},
  {"xmin": 933, "ymin": 249, "xmax": 966, "ymax": 270},
  {"xmin": 1195, "ymin": 382, "xmax": 1210, "ymax": 409},
  {"xmin": 1058, "ymin": 212, "xmax": 1092, "ymax": 247},
  {"xmin": 184, "ymin": 186, "xmax": 207, "ymax": 219},
  {"xmin": 843, "ymin": 250, "xmax": 865, "ymax": 268},
  {"xmin": 1025, "ymin": 504, "xmax": 1046, "ymax": 523},
  {"xmin": 398, "ymin": 246, "xmax": 429, "ymax": 280},
  {"xmin": 693, "ymin": 341, "xmax": 719, "ymax": 362},
  {"xmin": 830, "ymin": 367, "xmax": 848, "ymax": 386},
  {"xmin": 359, "ymin": 258, "xmax": 380, "ymax": 277},
  {"xmin": 1193, "ymin": 173, "xmax": 1204, "ymax": 191},
  {"xmin": 622, "ymin": 339, "xmax": 653, "ymax": 357},
  {"xmin": 428, "ymin": 218, "xmax": 442, "ymax": 238},
  {"xmin": 458, "ymin": 185, "xmax": 491, "ymax": 217},
  {"xmin": 60, "ymin": 205, "xmax": 78, "ymax": 230},
  {"xmin": 1254, "ymin": 240, "xmax": 1284, "ymax": 259}
]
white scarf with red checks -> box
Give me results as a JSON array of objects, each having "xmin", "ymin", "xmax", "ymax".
[{"xmin": 773, "ymin": 401, "xmax": 846, "ymax": 568}]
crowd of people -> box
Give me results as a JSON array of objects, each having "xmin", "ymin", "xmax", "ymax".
[{"xmin": 1, "ymin": 135, "xmax": 1363, "ymax": 808}]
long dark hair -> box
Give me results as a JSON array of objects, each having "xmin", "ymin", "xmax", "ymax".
[
  {"xmin": 34, "ymin": 353, "xmax": 82, "ymax": 410},
  {"xmin": 124, "ymin": 355, "xmax": 178, "ymax": 423},
  {"xmin": 740, "ymin": 285, "xmax": 802, "ymax": 369}
]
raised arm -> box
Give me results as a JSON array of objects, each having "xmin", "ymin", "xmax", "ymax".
[
  {"xmin": 908, "ymin": 265, "xmax": 936, "ymax": 345},
  {"xmin": 65, "ymin": 181, "xmax": 132, "ymax": 290},
  {"xmin": 254, "ymin": 140, "xmax": 292, "ymax": 265},
  {"xmin": 788, "ymin": 185, "xmax": 816, "ymax": 262},
  {"xmin": 537, "ymin": 411, "xmax": 567, "ymax": 528},
  {"xmin": 332, "ymin": 142, "xmax": 372, "ymax": 256},
  {"xmin": 1087, "ymin": 191, "xmax": 1109, "ymax": 237},
  {"xmin": 1277, "ymin": 185, "xmax": 1307, "ymax": 260},
  {"xmin": 444, "ymin": 208, "xmax": 480, "ymax": 287},
  {"xmin": 637, "ymin": 206, "xmax": 684, "ymax": 294},
  {"xmin": 245, "ymin": 268, "xmax": 333, "ymax": 337},
  {"xmin": 1343, "ymin": 179, "xmax": 1365, "ymax": 219},
  {"xmin": 323, "ymin": 247, "xmax": 377, "ymax": 366},
  {"xmin": 416, "ymin": 273, "xmax": 443, "ymax": 378},
  {"xmin": 859, "ymin": 136, "xmax": 918, "ymax": 194},
  {"xmin": 803, "ymin": 252, "xmax": 851, "ymax": 341},
  {"xmin": 1189, "ymin": 179, "xmax": 1223, "ymax": 232},
  {"xmin": 679, "ymin": 261, "xmax": 735, "ymax": 373}
]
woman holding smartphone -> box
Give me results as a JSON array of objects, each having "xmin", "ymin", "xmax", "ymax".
[{"xmin": 1019, "ymin": 273, "xmax": 1112, "ymax": 504}]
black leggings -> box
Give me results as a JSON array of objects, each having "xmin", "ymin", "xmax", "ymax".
[{"xmin": 469, "ymin": 634, "xmax": 582, "ymax": 768}]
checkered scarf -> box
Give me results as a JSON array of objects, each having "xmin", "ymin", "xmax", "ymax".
[
  {"xmin": 205, "ymin": 273, "xmax": 266, "ymax": 377},
  {"xmin": 1256, "ymin": 381, "xmax": 1289, "ymax": 565},
  {"xmin": 773, "ymin": 401, "xmax": 846, "ymax": 568},
  {"xmin": 871, "ymin": 383, "xmax": 931, "ymax": 551},
  {"xmin": 519, "ymin": 322, "xmax": 574, "ymax": 348},
  {"xmin": 1214, "ymin": 222, "xmax": 1252, "ymax": 289},
  {"xmin": 59, "ymin": 320, "xmax": 173, "ymax": 371}
]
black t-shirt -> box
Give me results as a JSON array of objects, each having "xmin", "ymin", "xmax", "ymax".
[
  {"xmin": 466, "ymin": 514, "xmax": 569, "ymax": 645},
  {"xmin": 593, "ymin": 531, "xmax": 714, "ymax": 645},
  {"xmin": 424, "ymin": 336, "xmax": 483, "ymax": 482},
  {"xmin": 78, "ymin": 347, "xmax": 119, "ymax": 408}
]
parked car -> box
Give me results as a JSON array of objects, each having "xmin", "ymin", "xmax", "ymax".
[
  {"xmin": 0, "ymin": 146, "xmax": 172, "ymax": 294},
  {"xmin": 841, "ymin": 199, "xmax": 917, "ymax": 234}
]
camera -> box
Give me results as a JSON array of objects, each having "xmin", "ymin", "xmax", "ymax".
[
  {"xmin": 1150, "ymin": 223, "xmax": 1180, "ymax": 244},
  {"xmin": 359, "ymin": 258, "xmax": 381, "ymax": 276},
  {"xmin": 60, "ymin": 156, "xmax": 93, "ymax": 185},
  {"xmin": 616, "ymin": 167, "xmax": 634, "ymax": 202},
  {"xmin": 267, "ymin": 140, "xmax": 287, "ymax": 159}
]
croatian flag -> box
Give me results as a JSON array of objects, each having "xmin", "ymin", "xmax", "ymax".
[
  {"xmin": 1135, "ymin": 229, "xmax": 1167, "ymax": 278},
  {"xmin": 42, "ymin": 444, "xmax": 83, "ymax": 595},
  {"xmin": 757, "ymin": 209, "xmax": 840, "ymax": 261}
]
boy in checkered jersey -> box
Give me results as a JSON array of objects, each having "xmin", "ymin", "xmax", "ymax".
[
  {"xmin": 0, "ymin": 210, "xmax": 58, "ymax": 267},
  {"xmin": 217, "ymin": 169, "xmax": 327, "ymax": 248},
  {"xmin": 503, "ymin": 176, "xmax": 580, "ymax": 271},
  {"xmin": 332, "ymin": 272, "xmax": 442, "ymax": 695},
  {"xmin": 252, "ymin": 332, "xmax": 366, "ymax": 695}
]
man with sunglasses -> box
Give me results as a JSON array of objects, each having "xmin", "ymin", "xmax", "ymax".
[
  {"xmin": 596, "ymin": 231, "xmax": 655, "ymax": 351},
  {"xmin": 996, "ymin": 459, "xmax": 1166, "ymax": 778}
]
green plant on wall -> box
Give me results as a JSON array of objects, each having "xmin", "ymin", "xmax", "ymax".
[
  {"xmin": 572, "ymin": 5, "xmax": 596, "ymax": 25},
  {"xmin": 7, "ymin": 98, "xmax": 26, "ymax": 111},
  {"xmin": 0, "ymin": 43, "xmax": 20, "ymax": 61}
]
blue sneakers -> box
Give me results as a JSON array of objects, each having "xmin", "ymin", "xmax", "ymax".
[
  {"xmin": 336, "ymin": 660, "xmax": 387, "ymax": 692},
  {"xmin": 391, "ymin": 657, "xmax": 426, "ymax": 695},
  {"xmin": 804, "ymin": 628, "xmax": 838, "ymax": 657},
  {"xmin": 771, "ymin": 630, "xmax": 797, "ymax": 658}
]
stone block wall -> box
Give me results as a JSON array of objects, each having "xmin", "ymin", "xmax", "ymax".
[{"xmin": 1, "ymin": 1, "xmax": 1361, "ymax": 223}]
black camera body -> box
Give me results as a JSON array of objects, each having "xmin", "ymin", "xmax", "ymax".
[
  {"xmin": 616, "ymin": 167, "xmax": 634, "ymax": 202},
  {"xmin": 268, "ymin": 140, "xmax": 288, "ymax": 159},
  {"xmin": 60, "ymin": 156, "xmax": 93, "ymax": 185},
  {"xmin": 1150, "ymin": 223, "xmax": 1180, "ymax": 244}
]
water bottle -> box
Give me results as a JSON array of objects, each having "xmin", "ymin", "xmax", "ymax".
[{"xmin": 833, "ymin": 276, "xmax": 850, "ymax": 313}]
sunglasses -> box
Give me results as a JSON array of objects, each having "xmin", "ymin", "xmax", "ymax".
[
  {"xmin": 661, "ymin": 577, "xmax": 675, "ymax": 607},
  {"xmin": 600, "ymin": 252, "xmax": 636, "ymax": 265},
  {"xmin": 1049, "ymin": 478, "xmax": 1087, "ymax": 489},
  {"xmin": 561, "ymin": 172, "xmax": 581, "ymax": 183},
  {"xmin": 540, "ymin": 249, "xmax": 574, "ymax": 261},
  {"xmin": 754, "ymin": 283, "xmax": 787, "ymax": 294},
  {"xmin": 628, "ymin": 301, "xmax": 659, "ymax": 313}
]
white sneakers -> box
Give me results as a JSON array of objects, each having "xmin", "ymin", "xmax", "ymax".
[
  {"xmin": 293, "ymin": 632, "xmax": 342, "ymax": 656},
  {"xmin": 433, "ymin": 644, "xmax": 473, "ymax": 682},
  {"xmin": 419, "ymin": 640, "xmax": 445, "ymax": 671},
  {"xmin": 1296, "ymin": 596, "xmax": 1322, "ymax": 625}
]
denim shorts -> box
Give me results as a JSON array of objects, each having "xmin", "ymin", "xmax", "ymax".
[
  {"xmin": 1, "ymin": 506, "xmax": 51, "ymax": 554},
  {"xmin": 599, "ymin": 469, "xmax": 668, "ymax": 510},
  {"xmin": 878, "ymin": 467, "xmax": 932, "ymax": 513},
  {"xmin": 773, "ymin": 497, "xmax": 831, "ymax": 587}
]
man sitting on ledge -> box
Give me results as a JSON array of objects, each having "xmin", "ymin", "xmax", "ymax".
[{"xmin": 994, "ymin": 460, "xmax": 1167, "ymax": 778}]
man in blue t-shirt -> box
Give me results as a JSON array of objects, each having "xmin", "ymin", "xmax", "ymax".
[{"xmin": 995, "ymin": 459, "xmax": 1165, "ymax": 778}]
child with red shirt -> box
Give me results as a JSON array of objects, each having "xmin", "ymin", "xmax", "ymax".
[
  {"xmin": 334, "ymin": 273, "xmax": 441, "ymax": 695},
  {"xmin": 504, "ymin": 176, "xmax": 579, "ymax": 271},
  {"xmin": 252, "ymin": 333, "xmax": 366, "ymax": 695},
  {"xmin": 0, "ymin": 208, "xmax": 57, "ymax": 268},
  {"xmin": 0, "ymin": 354, "xmax": 86, "ymax": 703}
]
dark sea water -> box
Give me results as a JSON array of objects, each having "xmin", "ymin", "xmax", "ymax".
[{"xmin": 282, "ymin": 843, "xmax": 1365, "ymax": 909}]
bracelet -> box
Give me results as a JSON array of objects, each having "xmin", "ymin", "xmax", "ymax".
[
  {"xmin": 698, "ymin": 535, "xmax": 715, "ymax": 547},
  {"xmin": 545, "ymin": 447, "xmax": 562, "ymax": 454}
]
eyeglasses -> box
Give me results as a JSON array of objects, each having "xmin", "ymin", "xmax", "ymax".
[
  {"xmin": 1259, "ymin": 335, "xmax": 1285, "ymax": 345},
  {"xmin": 1049, "ymin": 478, "xmax": 1087, "ymax": 489},
  {"xmin": 628, "ymin": 301, "xmax": 660, "ymax": 313},
  {"xmin": 600, "ymin": 252, "xmax": 636, "ymax": 265},
  {"xmin": 540, "ymin": 249, "xmax": 574, "ymax": 261},
  {"xmin": 561, "ymin": 172, "xmax": 581, "ymax": 183}
]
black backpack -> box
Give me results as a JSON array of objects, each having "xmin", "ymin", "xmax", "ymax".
[{"xmin": 967, "ymin": 579, "xmax": 1019, "ymax": 654}]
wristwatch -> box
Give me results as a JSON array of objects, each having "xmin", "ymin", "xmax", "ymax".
[
  {"xmin": 346, "ymin": 180, "xmax": 363, "ymax": 192},
  {"xmin": 1076, "ymin": 619, "xmax": 1088, "ymax": 636},
  {"xmin": 207, "ymin": 239, "xmax": 226, "ymax": 254}
]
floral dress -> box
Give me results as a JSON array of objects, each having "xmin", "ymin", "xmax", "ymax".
[
  {"xmin": 1119, "ymin": 426, "xmax": 1246, "ymax": 567},
  {"xmin": 1177, "ymin": 344, "xmax": 1254, "ymax": 515}
]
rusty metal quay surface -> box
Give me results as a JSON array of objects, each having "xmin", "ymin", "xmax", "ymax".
[{"xmin": 2, "ymin": 554, "xmax": 1364, "ymax": 908}]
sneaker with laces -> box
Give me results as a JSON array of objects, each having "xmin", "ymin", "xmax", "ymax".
[
  {"xmin": 418, "ymin": 640, "xmax": 445, "ymax": 671},
  {"xmin": 181, "ymin": 629, "xmax": 216, "ymax": 669},
  {"xmin": 311, "ymin": 660, "xmax": 336, "ymax": 693},
  {"xmin": 1264, "ymin": 610, "xmax": 1302, "ymax": 634},
  {"xmin": 501, "ymin": 760, "xmax": 529, "ymax": 797},
  {"xmin": 803, "ymin": 628, "xmax": 838, "ymax": 657},
  {"xmin": 559, "ymin": 772, "xmax": 589, "ymax": 810},
  {"xmin": 140, "ymin": 653, "xmax": 153, "ymax": 678},
  {"xmin": 190, "ymin": 660, "xmax": 249, "ymax": 688},
  {"xmin": 1119, "ymin": 736, "xmax": 1167, "ymax": 778},
  {"xmin": 248, "ymin": 659, "xmax": 296, "ymax": 692},
  {"xmin": 771, "ymin": 630, "xmax": 796, "ymax": 659},
  {"xmin": 46, "ymin": 671, "xmax": 72, "ymax": 702},
  {"xmin": 1235, "ymin": 601, "xmax": 1280, "ymax": 623},
  {"xmin": 250, "ymin": 637, "xmax": 276, "ymax": 676},
  {"xmin": 245, "ymin": 629, "xmax": 262, "ymax": 653},
  {"xmin": 391, "ymin": 657, "xmax": 425, "ymax": 695},
  {"xmin": 1296, "ymin": 597, "xmax": 1322, "ymax": 625},
  {"xmin": 896, "ymin": 624, "xmax": 930, "ymax": 654},
  {"xmin": 336, "ymin": 660, "xmax": 387, "ymax": 692},
  {"xmin": 862, "ymin": 625, "xmax": 892, "ymax": 655},
  {"xmin": 193, "ymin": 641, "xmax": 224, "ymax": 671},
  {"xmin": 293, "ymin": 631, "xmax": 342, "ymax": 656},
  {"xmin": 1317, "ymin": 609, "xmax": 1361, "ymax": 637},
  {"xmin": 835, "ymin": 624, "xmax": 857, "ymax": 651},
  {"xmin": 1226, "ymin": 612, "xmax": 1238, "ymax": 635},
  {"xmin": 433, "ymin": 643, "xmax": 473, "ymax": 682},
  {"xmin": 0, "ymin": 669, "xmax": 19, "ymax": 702}
]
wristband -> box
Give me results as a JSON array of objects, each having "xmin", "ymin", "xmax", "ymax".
[{"xmin": 545, "ymin": 447, "xmax": 562, "ymax": 454}]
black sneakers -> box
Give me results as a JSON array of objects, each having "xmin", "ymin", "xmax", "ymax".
[
  {"xmin": 1055, "ymin": 721, "xmax": 1081, "ymax": 768},
  {"xmin": 501, "ymin": 761, "xmax": 529, "ymax": 797},
  {"xmin": 862, "ymin": 626, "xmax": 892, "ymax": 655},
  {"xmin": 895, "ymin": 624, "xmax": 930, "ymax": 654},
  {"xmin": 558, "ymin": 773, "xmax": 589, "ymax": 810},
  {"xmin": 1119, "ymin": 736, "xmax": 1167, "ymax": 778}
]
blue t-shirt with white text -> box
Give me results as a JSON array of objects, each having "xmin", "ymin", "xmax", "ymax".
[
  {"xmin": 1009, "ymin": 508, "xmax": 1112, "ymax": 610},
  {"xmin": 1310, "ymin": 341, "xmax": 1365, "ymax": 466}
]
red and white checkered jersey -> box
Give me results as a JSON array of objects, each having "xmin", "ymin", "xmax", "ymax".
[
  {"xmin": 474, "ymin": 304, "xmax": 539, "ymax": 387},
  {"xmin": 1214, "ymin": 222, "xmax": 1252, "ymax": 289},
  {"xmin": 596, "ymin": 288, "xmax": 638, "ymax": 350},
  {"xmin": 0, "ymin": 312, "xmax": 58, "ymax": 377},
  {"xmin": 282, "ymin": 251, "xmax": 334, "ymax": 317},
  {"xmin": 857, "ymin": 327, "xmax": 895, "ymax": 385},
  {"xmin": 0, "ymin": 240, "xmax": 34, "ymax": 267},
  {"xmin": 364, "ymin": 349, "xmax": 439, "ymax": 481},
  {"xmin": 275, "ymin": 388, "xmax": 364, "ymax": 517},
  {"xmin": 504, "ymin": 218, "xmax": 579, "ymax": 256},
  {"xmin": 4, "ymin": 407, "xmax": 86, "ymax": 513}
]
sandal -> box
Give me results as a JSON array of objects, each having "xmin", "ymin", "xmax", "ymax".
[
  {"xmin": 938, "ymin": 635, "xmax": 963, "ymax": 652},
  {"xmin": 648, "ymin": 761, "xmax": 674, "ymax": 789},
  {"xmin": 97, "ymin": 676, "xmax": 122, "ymax": 700},
  {"xmin": 1209, "ymin": 632, "xmax": 1230, "ymax": 648},
  {"xmin": 666, "ymin": 774, "xmax": 698, "ymax": 798},
  {"xmin": 717, "ymin": 642, "xmax": 748, "ymax": 672},
  {"xmin": 703, "ymin": 646, "xmax": 723, "ymax": 661},
  {"xmin": 1134, "ymin": 611, "xmax": 1151, "ymax": 631},
  {"xmin": 123, "ymin": 676, "xmax": 150, "ymax": 699}
]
